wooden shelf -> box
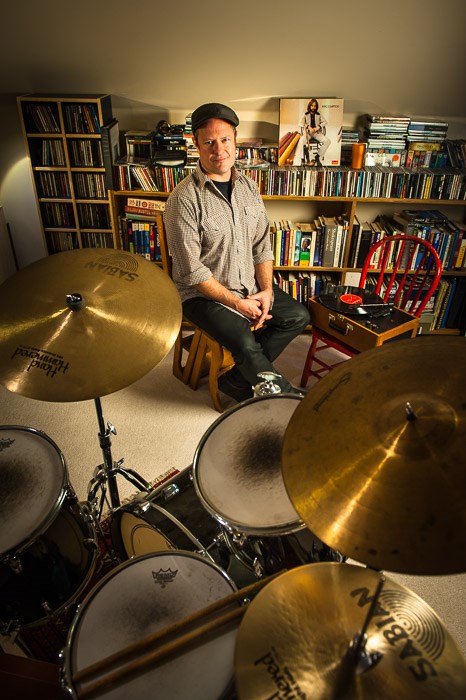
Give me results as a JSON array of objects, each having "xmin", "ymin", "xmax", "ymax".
[{"xmin": 18, "ymin": 93, "xmax": 117, "ymax": 255}]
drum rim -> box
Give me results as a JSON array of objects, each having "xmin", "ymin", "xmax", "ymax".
[
  {"xmin": 63, "ymin": 549, "xmax": 238, "ymax": 687},
  {"xmin": 0, "ymin": 425, "xmax": 68, "ymax": 555},
  {"xmin": 192, "ymin": 395, "xmax": 304, "ymax": 537}
]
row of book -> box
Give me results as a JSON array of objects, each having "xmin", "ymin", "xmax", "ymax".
[
  {"xmin": 273, "ymin": 270, "xmax": 339, "ymax": 305},
  {"xmin": 117, "ymin": 217, "xmax": 162, "ymax": 261},
  {"xmin": 24, "ymin": 103, "xmax": 61, "ymax": 133},
  {"xmin": 46, "ymin": 231, "xmax": 79, "ymax": 254},
  {"xmin": 422, "ymin": 277, "xmax": 465, "ymax": 331},
  {"xmin": 271, "ymin": 217, "xmax": 348, "ymax": 268},
  {"xmin": 270, "ymin": 209, "xmax": 465, "ymax": 274},
  {"xmin": 237, "ymin": 165, "xmax": 466, "ymax": 201},
  {"xmin": 40, "ymin": 202, "xmax": 112, "ymax": 230},
  {"xmin": 68, "ymin": 139, "xmax": 105, "ymax": 168},
  {"xmin": 115, "ymin": 196, "xmax": 165, "ymax": 261},
  {"xmin": 72, "ymin": 172, "xmax": 108, "ymax": 199},
  {"xmin": 348, "ymin": 209, "xmax": 466, "ymax": 271},
  {"xmin": 361, "ymin": 271, "xmax": 464, "ymax": 332},
  {"xmin": 36, "ymin": 171, "xmax": 71, "ymax": 199},
  {"xmin": 37, "ymin": 139, "xmax": 66, "ymax": 166},
  {"xmin": 62, "ymin": 104, "xmax": 102, "ymax": 134},
  {"xmin": 273, "ymin": 267, "xmax": 466, "ymax": 333},
  {"xmin": 113, "ymin": 163, "xmax": 466, "ymax": 201},
  {"xmin": 40, "ymin": 202, "xmax": 74, "ymax": 228},
  {"xmin": 115, "ymin": 159, "xmax": 159, "ymax": 191},
  {"xmin": 77, "ymin": 203, "xmax": 111, "ymax": 229},
  {"xmin": 45, "ymin": 231, "xmax": 114, "ymax": 255},
  {"xmin": 25, "ymin": 102, "xmax": 103, "ymax": 134}
]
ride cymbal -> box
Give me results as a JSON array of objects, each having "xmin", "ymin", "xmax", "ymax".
[
  {"xmin": 235, "ymin": 562, "xmax": 466, "ymax": 699},
  {"xmin": 282, "ymin": 336, "xmax": 466, "ymax": 575},
  {"xmin": 0, "ymin": 249, "xmax": 182, "ymax": 402}
]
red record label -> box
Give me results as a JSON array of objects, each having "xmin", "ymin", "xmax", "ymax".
[{"xmin": 340, "ymin": 293, "xmax": 363, "ymax": 305}]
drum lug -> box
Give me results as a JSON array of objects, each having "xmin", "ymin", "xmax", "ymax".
[
  {"xmin": 232, "ymin": 532, "xmax": 247, "ymax": 548},
  {"xmin": 8, "ymin": 555, "xmax": 23, "ymax": 575},
  {"xmin": 161, "ymin": 483, "xmax": 180, "ymax": 501},
  {"xmin": 253, "ymin": 558, "xmax": 265, "ymax": 579},
  {"xmin": 79, "ymin": 500, "xmax": 96, "ymax": 524},
  {"xmin": 42, "ymin": 600, "xmax": 53, "ymax": 616},
  {"xmin": 0, "ymin": 618, "xmax": 20, "ymax": 637}
]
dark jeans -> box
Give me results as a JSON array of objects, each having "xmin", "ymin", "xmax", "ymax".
[{"xmin": 182, "ymin": 285, "xmax": 310, "ymax": 391}]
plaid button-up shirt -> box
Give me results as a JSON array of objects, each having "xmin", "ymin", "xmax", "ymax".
[{"xmin": 164, "ymin": 162, "xmax": 273, "ymax": 303}]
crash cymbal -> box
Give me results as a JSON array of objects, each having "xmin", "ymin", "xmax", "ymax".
[
  {"xmin": 0, "ymin": 249, "xmax": 182, "ymax": 402},
  {"xmin": 235, "ymin": 562, "xmax": 466, "ymax": 699},
  {"xmin": 282, "ymin": 336, "xmax": 466, "ymax": 575}
]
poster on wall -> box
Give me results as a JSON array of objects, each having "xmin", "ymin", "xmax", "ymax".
[{"xmin": 279, "ymin": 98, "xmax": 344, "ymax": 167}]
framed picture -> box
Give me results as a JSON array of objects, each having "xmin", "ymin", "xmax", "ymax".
[{"xmin": 279, "ymin": 98, "xmax": 344, "ymax": 167}]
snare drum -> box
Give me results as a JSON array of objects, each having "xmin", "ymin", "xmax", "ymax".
[
  {"xmin": 110, "ymin": 468, "xmax": 225, "ymax": 565},
  {"xmin": 193, "ymin": 396, "xmax": 338, "ymax": 575},
  {"xmin": 63, "ymin": 551, "xmax": 239, "ymax": 700},
  {"xmin": 0, "ymin": 426, "xmax": 97, "ymax": 629}
]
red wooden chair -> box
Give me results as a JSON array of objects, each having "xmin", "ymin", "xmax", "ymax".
[{"xmin": 300, "ymin": 233, "xmax": 443, "ymax": 387}]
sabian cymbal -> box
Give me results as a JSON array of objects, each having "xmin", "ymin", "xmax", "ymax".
[
  {"xmin": 0, "ymin": 249, "xmax": 182, "ymax": 402},
  {"xmin": 282, "ymin": 337, "xmax": 466, "ymax": 575},
  {"xmin": 235, "ymin": 562, "xmax": 466, "ymax": 699}
]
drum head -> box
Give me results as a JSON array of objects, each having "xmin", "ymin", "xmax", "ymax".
[
  {"xmin": 0, "ymin": 426, "xmax": 66, "ymax": 555},
  {"xmin": 193, "ymin": 395, "xmax": 303, "ymax": 536},
  {"xmin": 66, "ymin": 551, "xmax": 238, "ymax": 700}
]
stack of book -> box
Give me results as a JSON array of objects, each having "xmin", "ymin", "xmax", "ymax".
[
  {"xmin": 361, "ymin": 114, "xmax": 410, "ymax": 167},
  {"xmin": 340, "ymin": 128, "xmax": 360, "ymax": 166},
  {"xmin": 124, "ymin": 130, "xmax": 155, "ymax": 159},
  {"xmin": 405, "ymin": 119, "xmax": 448, "ymax": 168},
  {"xmin": 407, "ymin": 118, "xmax": 448, "ymax": 142}
]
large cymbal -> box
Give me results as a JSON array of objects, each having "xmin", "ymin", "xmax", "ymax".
[
  {"xmin": 282, "ymin": 337, "xmax": 466, "ymax": 575},
  {"xmin": 235, "ymin": 562, "xmax": 466, "ymax": 699},
  {"xmin": 0, "ymin": 249, "xmax": 182, "ymax": 401}
]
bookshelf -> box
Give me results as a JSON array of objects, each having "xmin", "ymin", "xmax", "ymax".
[
  {"xmin": 17, "ymin": 94, "xmax": 119, "ymax": 255},
  {"xmin": 108, "ymin": 181, "xmax": 466, "ymax": 335}
]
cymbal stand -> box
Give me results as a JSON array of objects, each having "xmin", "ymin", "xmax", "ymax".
[
  {"xmin": 346, "ymin": 572, "xmax": 385, "ymax": 672},
  {"xmin": 86, "ymin": 397, "xmax": 152, "ymax": 520},
  {"xmin": 332, "ymin": 572, "xmax": 385, "ymax": 696}
]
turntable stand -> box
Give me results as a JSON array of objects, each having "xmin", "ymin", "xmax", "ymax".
[{"xmin": 309, "ymin": 297, "xmax": 419, "ymax": 353}]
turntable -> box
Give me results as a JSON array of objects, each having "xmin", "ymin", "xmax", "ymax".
[
  {"xmin": 318, "ymin": 285, "xmax": 391, "ymax": 317},
  {"xmin": 310, "ymin": 285, "xmax": 419, "ymax": 353}
]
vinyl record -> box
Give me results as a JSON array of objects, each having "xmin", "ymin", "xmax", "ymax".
[{"xmin": 318, "ymin": 285, "xmax": 385, "ymax": 316}]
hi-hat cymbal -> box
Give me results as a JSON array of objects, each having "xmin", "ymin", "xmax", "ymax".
[
  {"xmin": 282, "ymin": 337, "xmax": 466, "ymax": 575},
  {"xmin": 235, "ymin": 562, "xmax": 466, "ymax": 699},
  {"xmin": 0, "ymin": 249, "xmax": 182, "ymax": 401}
]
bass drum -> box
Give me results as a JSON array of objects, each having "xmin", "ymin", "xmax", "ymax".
[
  {"xmin": 110, "ymin": 468, "xmax": 228, "ymax": 568},
  {"xmin": 63, "ymin": 551, "xmax": 239, "ymax": 700},
  {"xmin": 0, "ymin": 426, "xmax": 97, "ymax": 629}
]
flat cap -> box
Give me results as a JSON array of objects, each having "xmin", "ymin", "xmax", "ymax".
[{"xmin": 191, "ymin": 103, "xmax": 239, "ymax": 132}]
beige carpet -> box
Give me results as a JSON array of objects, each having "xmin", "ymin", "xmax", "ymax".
[{"xmin": 0, "ymin": 334, "xmax": 464, "ymax": 661}]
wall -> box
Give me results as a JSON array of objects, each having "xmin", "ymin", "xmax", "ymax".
[{"xmin": 0, "ymin": 0, "xmax": 465, "ymax": 268}]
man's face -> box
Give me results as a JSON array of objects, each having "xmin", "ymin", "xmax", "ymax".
[{"xmin": 194, "ymin": 119, "xmax": 236, "ymax": 181}]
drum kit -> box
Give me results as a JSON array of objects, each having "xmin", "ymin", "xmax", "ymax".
[{"xmin": 0, "ymin": 248, "xmax": 465, "ymax": 698}]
